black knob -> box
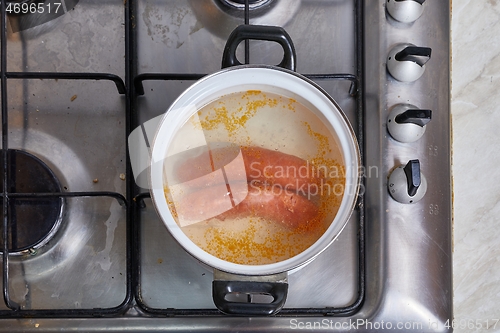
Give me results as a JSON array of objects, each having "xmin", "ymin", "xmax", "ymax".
[
  {"xmin": 403, "ymin": 160, "xmax": 421, "ymax": 197},
  {"xmin": 387, "ymin": 44, "xmax": 432, "ymax": 82},
  {"xmin": 395, "ymin": 109, "xmax": 432, "ymax": 127},
  {"xmin": 388, "ymin": 159, "xmax": 427, "ymax": 204},
  {"xmin": 395, "ymin": 46, "xmax": 432, "ymax": 67}
]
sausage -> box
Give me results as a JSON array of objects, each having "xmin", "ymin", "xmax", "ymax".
[
  {"xmin": 174, "ymin": 182, "xmax": 319, "ymax": 229},
  {"xmin": 173, "ymin": 145, "xmax": 324, "ymax": 193}
]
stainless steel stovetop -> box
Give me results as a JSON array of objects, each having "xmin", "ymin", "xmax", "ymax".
[{"xmin": 0, "ymin": 0, "xmax": 452, "ymax": 331}]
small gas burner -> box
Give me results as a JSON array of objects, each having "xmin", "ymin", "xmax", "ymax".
[
  {"xmin": 0, "ymin": 149, "xmax": 63, "ymax": 255},
  {"xmin": 220, "ymin": 0, "xmax": 272, "ymax": 10}
]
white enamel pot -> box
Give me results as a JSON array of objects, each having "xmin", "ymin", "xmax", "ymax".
[{"xmin": 149, "ymin": 25, "xmax": 360, "ymax": 315}]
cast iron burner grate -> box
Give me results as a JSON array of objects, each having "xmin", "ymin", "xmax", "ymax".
[{"xmin": 0, "ymin": 149, "xmax": 63, "ymax": 254}]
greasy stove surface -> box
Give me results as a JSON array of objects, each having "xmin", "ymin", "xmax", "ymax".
[{"xmin": 0, "ymin": 0, "xmax": 452, "ymax": 332}]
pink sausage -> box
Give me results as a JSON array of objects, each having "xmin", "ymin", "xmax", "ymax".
[
  {"xmin": 175, "ymin": 182, "xmax": 319, "ymax": 229},
  {"xmin": 174, "ymin": 145, "xmax": 323, "ymax": 193}
]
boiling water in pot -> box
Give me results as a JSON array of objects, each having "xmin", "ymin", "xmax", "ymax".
[{"xmin": 163, "ymin": 90, "xmax": 345, "ymax": 265}]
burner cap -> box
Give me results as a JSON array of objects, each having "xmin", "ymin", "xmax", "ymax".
[
  {"xmin": 0, "ymin": 149, "xmax": 63, "ymax": 255},
  {"xmin": 220, "ymin": 0, "xmax": 272, "ymax": 9}
]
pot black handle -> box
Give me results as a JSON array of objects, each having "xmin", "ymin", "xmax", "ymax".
[
  {"xmin": 213, "ymin": 280, "xmax": 288, "ymax": 316},
  {"xmin": 221, "ymin": 25, "xmax": 297, "ymax": 71}
]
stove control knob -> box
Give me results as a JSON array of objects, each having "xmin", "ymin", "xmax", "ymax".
[
  {"xmin": 388, "ymin": 159, "xmax": 427, "ymax": 204},
  {"xmin": 387, "ymin": 44, "xmax": 431, "ymax": 82},
  {"xmin": 387, "ymin": 104, "xmax": 432, "ymax": 143},
  {"xmin": 386, "ymin": 0, "xmax": 426, "ymax": 23}
]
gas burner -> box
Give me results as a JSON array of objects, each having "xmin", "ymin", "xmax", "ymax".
[
  {"xmin": 0, "ymin": 149, "xmax": 64, "ymax": 255},
  {"xmin": 220, "ymin": 0, "xmax": 272, "ymax": 10},
  {"xmin": 190, "ymin": 0, "xmax": 299, "ymax": 39}
]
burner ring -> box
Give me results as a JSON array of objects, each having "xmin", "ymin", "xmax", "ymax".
[
  {"xmin": 220, "ymin": 0, "xmax": 273, "ymax": 10},
  {"xmin": 0, "ymin": 149, "xmax": 64, "ymax": 255}
]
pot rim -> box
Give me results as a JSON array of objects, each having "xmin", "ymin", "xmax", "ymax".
[{"xmin": 150, "ymin": 65, "xmax": 361, "ymax": 276}]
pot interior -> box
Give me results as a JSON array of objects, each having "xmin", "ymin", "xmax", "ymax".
[{"xmin": 150, "ymin": 67, "xmax": 359, "ymax": 275}]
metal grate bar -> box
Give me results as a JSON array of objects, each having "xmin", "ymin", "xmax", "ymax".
[
  {"xmin": 134, "ymin": 73, "xmax": 358, "ymax": 97},
  {"xmin": 4, "ymin": 72, "xmax": 126, "ymax": 94},
  {"xmin": 7, "ymin": 192, "xmax": 127, "ymax": 207},
  {"xmin": 134, "ymin": 73, "xmax": 206, "ymax": 95},
  {"xmin": 1, "ymin": 0, "xmax": 21, "ymax": 311}
]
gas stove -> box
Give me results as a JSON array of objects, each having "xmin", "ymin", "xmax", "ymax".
[{"xmin": 0, "ymin": 0, "xmax": 452, "ymax": 332}]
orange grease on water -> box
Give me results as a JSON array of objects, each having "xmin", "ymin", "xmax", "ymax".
[{"xmin": 165, "ymin": 90, "xmax": 345, "ymax": 265}]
